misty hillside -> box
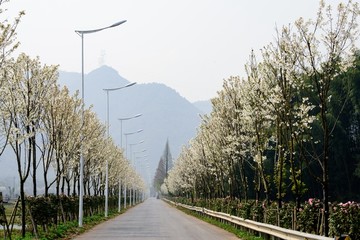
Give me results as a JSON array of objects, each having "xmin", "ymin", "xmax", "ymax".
[
  {"xmin": 193, "ymin": 100, "xmax": 212, "ymax": 115},
  {"xmin": 58, "ymin": 65, "xmax": 203, "ymax": 183}
]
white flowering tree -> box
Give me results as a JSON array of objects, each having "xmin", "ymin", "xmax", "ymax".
[
  {"xmin": 189, "ymin": 131, "xmax": 214, "ymax": 199},
  {"xmin": 41, "ymin": 86, "xmax": 82, "ymax": 196},
  {"xmin": 0, "ymin": 53, "xmax": 58, "ymax": 235},
  {"xmin": 199, "ymin": 113, "xmax": 228, "ymax": 198},
  {"xmin": 290, "ymin": 1, "xmax": 359, "ymax": 235},
  {"xmin": 216, "ymin": 77, "xmax": 246, "ymax": 199},
  {"xmin": 0, "ymin": 3, "xmax": 24, "ymax": 237},
  {"xmin": 164, "ymin": 1, "xmax": 359, "ymax": 237},
  {"xmin": 0, "ymin": 1, "xmax": 24, "ymax": 160},
  {"xmin": 165, "ymin": 144, "xmax": 199, "ymax": 198},
  {"xmin": 258, "ymin": 25, "xmax": 316, "ymax": 213},
  {"xmin": 238, "ymin": 54, "xmax": 272, "ymax": 204},
  {"xmin": 0, "ymin": 1, "xmax": 24, "ymax": 66},
  {"xmin": 81, "ymin": 109, "xmax": 106, "ymax": 195},
  {"xmin": 107, "ymin": 145, "xmax": 125, "ymax": 194}
]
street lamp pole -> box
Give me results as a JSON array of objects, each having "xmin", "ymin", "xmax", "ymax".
[
  {"xmin": 132, "ymin": 150, "xmax": 146, "ymax": 205},
  {"xmin": 103, "ymin": 83, "xmax": 136, "ymax": 218},
  {"xmin": 104, "ymin": 83, "xmax": 136, "ymax": 137},
  {"xmin": 118, "ymin": 128, "xmax": 139, "ymax": 213},
  {"xmin": 124, "ymin": 129, "xmax": 143, "ymax": 207},
  {"xmin": 129, "ymin": 142, "xmax": 145, "ymax": 165},
  {"xmin": 118, "ymin": 114, "xmax": 142, "ymax": 148},
  {"xmin": 124, "ymin": 129, "xmax": 144, "ymax": 160},
  {"xmin": 75, "ymin": 20, "xmax": 126, "ymax": 227}
]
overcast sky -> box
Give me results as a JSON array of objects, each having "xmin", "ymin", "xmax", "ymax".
[{"xmin": 5, "ymin": 0, "xmax": 350, "ymax": 102}]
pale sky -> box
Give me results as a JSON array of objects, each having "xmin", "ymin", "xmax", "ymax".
[{"xmin": 5, "ymin": 0, "xmax": 349, "ymax": 102}]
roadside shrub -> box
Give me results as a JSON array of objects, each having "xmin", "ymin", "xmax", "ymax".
[
  {"xmin": 168, "ymin": 196, "xmax": 360, "ymax": 238},
  {"xmin": 251, "ymin": 201, "xmax": 264, "ymax": 222},
  {"xmin": 297, "ymin": 198, "xmax": 322, "ymax": 234},
  {"xmin": 27, "ymin": 195, "xmax": 58, "ymax": 231},
  {"xmin": 237, "ymin": 200, "xmax": 254, "ymax": 219},
  {"xmin": 278, "ymin": 202, "xmax": 293, "ymax": 229},
  {"xmin": 264, "ymin": 201, "xmax": 277, "ymax": 225},
  {"xmin": 329, "ymin": 201, "xmax": 360, "ymax": 239}
]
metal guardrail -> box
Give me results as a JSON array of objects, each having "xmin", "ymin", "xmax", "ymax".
[{"xmin": 164, "ymin": 198, "xmax": 334, "ymax": 240}]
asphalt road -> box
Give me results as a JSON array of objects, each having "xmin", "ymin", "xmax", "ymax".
[{"xmin": 73, "ymin": 197, "xmax": 239, "ymax": 240}]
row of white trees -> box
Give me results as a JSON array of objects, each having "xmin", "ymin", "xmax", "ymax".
[
  {"xmin": 164, "ymin": 0, "xmax": 359, "ymax": 236},
  {"xmin": 0, "ymin": 1, "xmax": 145, "ymax": 235}
]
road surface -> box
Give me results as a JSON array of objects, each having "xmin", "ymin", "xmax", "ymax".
[{"xmin": 73, "ymin": 197, "xmax": 239, "ymax": 239}]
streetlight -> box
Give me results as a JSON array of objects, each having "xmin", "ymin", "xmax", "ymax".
[
  {"xmin": 75, "ymin": 19, "xmax": 126, "ymax": 227},
  {"xmin": 117, "ymin": 116, "xmax": 141, "ymax": 212},
  {"xmin": 118, "ymin": 114, "xmax": 142, "ymax": 148},
  {"xmin": 135, "ymin": 155, "xmax": 148, "ymax": 181},
  {"xmin": 132, "ymin": 151, "xmax": 146, "ymax": 205},
  {"xmin": 104, "ymin": 83, "xmax": 137, "ymax": 137},
  {"xmin": 124, "ymin": 129, "xmax": 143, "ymax": 206},
  {"xmin": 129, "ymin": 141, "xmax": 144, "ymax": 205},
  {"xmin": 124, "ymin": 129, "xmax": 144, "ymax": 159},
  {"xmin": 132, "ymin": 149, "xmax": 147, "ymax": 167},
  {"xmin": 129, "ymin": 142, "xmax": 145, "ymax": 165},
  {"xmin": 103, "ymin": 83, "xmax": 136, "ymax": 218}
]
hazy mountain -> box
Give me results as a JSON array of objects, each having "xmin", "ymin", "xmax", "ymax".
[
  {"xmin": 58, "ymin": 65, "xmax": 203, "ymax": 183},
  {"xmin": 193, "ymin": 100, "xmax": 212, "ymax": 115}
]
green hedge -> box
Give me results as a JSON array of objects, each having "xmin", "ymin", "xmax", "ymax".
[{"xmin": 25, "ymin": 195, "xmax": 131, "ymax": 234}]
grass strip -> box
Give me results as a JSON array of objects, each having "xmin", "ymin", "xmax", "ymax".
[{"xmin": 2, "ymin": 208, "xmax": 131, "ymax": 240}]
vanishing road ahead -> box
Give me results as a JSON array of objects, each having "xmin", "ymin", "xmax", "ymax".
[{"xmin": 73, "ymin": 197, "xmax": 239, "ymax": 240}]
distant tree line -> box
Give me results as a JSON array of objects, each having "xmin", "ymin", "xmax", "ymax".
[
  {"xmin": 164, "ymin": 0, "xmax": 360, "ymax": 236},
  {"xmin": 153, "ymin": 140, "xmax": 173, "ymax": 192}
]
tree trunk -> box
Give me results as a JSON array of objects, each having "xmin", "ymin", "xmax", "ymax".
[
  {"xmin": 44, "ymin": 169, "xmax": 49, "ymax": 197},
  {"xmin": 20, "ymin": 180, "xmax": 26, "ymax": 237},
  {"xmin": 66, "ymin": 178, "xmax": 71, "ymax": 196},
  {"xmin": 31, "ymin": 135, "xmax": 36, "ymax": 196},
  {"xmin": 321, "ymin": 95, "xmax": 330, "ymax": 236},
  {"xmin": 77, "ymin": 175, "xmax": 80, "ymax": 196},
  {"xmin": 72, "ymin": 177, "xmax": 77, "ymax": 196},
  {"xmin": 56, "ymin": 158, "xmax": 61, "ymax": 196},
  {"xmin": 239, "ymin": 161, "xmax": 248, "ymax": 202},
  {"xmin": 61, "ymin": 176, "xmax": 65, "ymax": 194},
  {"xmin": 322, "ymin": 129, "xmax": 330, "ymax": 236}
]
